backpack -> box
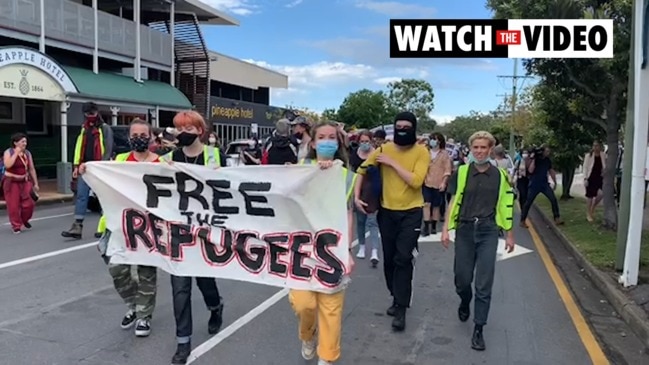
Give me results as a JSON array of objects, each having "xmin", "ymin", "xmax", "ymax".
[{"xmin": 263, "ymin": 138, "xmax": 297, "ymax": 165}]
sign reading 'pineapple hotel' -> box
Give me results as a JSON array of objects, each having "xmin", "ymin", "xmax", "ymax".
[{"xmin": 0, "ymin": 46, "xmax": 78, "ymax": 101}]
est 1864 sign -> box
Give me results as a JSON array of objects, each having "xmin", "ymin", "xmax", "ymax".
[{"xmin": 0, "ymin": 47, "xmax": 77, "ymax": 101}]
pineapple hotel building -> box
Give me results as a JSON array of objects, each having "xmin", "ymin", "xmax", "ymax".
[{"xmin": 0, "ymin": 0, "xmax": 288, "ymax": 193}]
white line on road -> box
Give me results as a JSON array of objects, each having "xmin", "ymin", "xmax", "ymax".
[
  {"xmin": 2, "ymin": 212, "xmax": 73, "ymax": 226},
  {"xmin": 188, "ymin": 234, "xmax": 366, "ymax": 363},
  {"xmin": 0, "ymin": 241, "xmax": 97, "ymax": 270}
]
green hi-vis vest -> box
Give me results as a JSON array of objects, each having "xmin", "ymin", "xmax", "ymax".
[
  {"xmin": 447, "ymin": 164, "xmax": 514, "ymax": 231},
  {"xmin": 160, "ymin": 146, "xmax": 221, "ymax": 168},
  {"xmin": 96, "ymin": 152, "xmax": 158, "ymax": 234},
  {"xmin": 299, "ymin": 159, "xmax": 357, "ymax": 203},
  {"xmin": 73, "ymin": 127, "xmax": 106, "ymax": 165}
]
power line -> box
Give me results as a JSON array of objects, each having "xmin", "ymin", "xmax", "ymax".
[{"xmin": 497, "ymin": 59, "xmax": 533, "ymax": 153}]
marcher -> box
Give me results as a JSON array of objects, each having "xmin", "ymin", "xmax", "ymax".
[
  {"xmin": 519, "ymin": 146, "xmax": 563, "ymax": 227},
  {"xmin": 159, "ymin": 111, "xmax": 226, "ymax": 365},
  {"xmin": 2, "ymin": 133, "xmax": 39, "ymax": 233},
  {"xmin": 422, "ymin": 132, "xmax": 452, "ymax": 236},
  {"xmin": 291, "ymin": 121, "xmax": 356, "ymax": 365},
  {"xmin": 292, "ymin": 116, "xmax": 313, "ymax": 160},
  {"xmin": 86, "ymin": 119, "xmax": 159, "ymax": 337},
  {"xmin": 354, "ymin": 111, "xmax": 430, "ymax": 331},
  {"xmin": 349, "ymin": 130, "xmax": 380, "ymax": 265},
  {"xmin": 263, "ymin": 119, "xmax": 298, "ymax": 165},
  {"xmin": 441, "ymin": 131, "xmax": 515, "ymax": 351},
  {"xmin": 62, "ymin": 102, "xmax": 113, "ymax": 239},
  {"xmin": 514, "ymin": 149, "xmax": 530, "ymax": 209},
  {"xmin": 583, "ymin": 140, "xmax": 605, "ymax": 222}
]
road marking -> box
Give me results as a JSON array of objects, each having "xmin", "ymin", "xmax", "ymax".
[
  {"xmin": 527, "ymin": 219, "xmax": 610, "ymax": 365},
  {"xmin": 0, "ymin": 241, "xmax": 97, "ymax": 270},
  {"xmin": 2, "ymin": 212, "xmax": 73, "ymax": 226},
  {"xmin": 418, "ymin": 232, "xmax": 533, "ymax": 261},
  {"xmin": 188, "ymin": 235, "xmax": 363, "ymax": 363}
]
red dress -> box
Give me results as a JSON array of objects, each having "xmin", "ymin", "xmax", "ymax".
[{"xmin": 2, "ymin": 151, "xmax": 35, "ymax": 231}]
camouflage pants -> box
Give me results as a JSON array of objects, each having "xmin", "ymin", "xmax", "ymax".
[{"xmin": 108, "ymin": 264, "xmax": 157, "ymax": 319}]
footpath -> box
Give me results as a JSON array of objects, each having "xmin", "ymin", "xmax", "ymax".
[
  {"xmin": 532, "ymin": 172, "xmax": 649, "ymax": 351},
  {"xmin": 0, "ymin": 179, "xmax": 73, "ymax": 210}
]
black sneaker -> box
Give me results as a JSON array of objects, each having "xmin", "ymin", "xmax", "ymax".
[
  {"xmin": 23, "ymin": 222, "xmax": 32, "ymax": 229},
  {"xmin": 171, "ymin": 343, "xmax": 191, "ymax": 365},
  {"xmin": 134, "ymin": 317, "xmax": 151, "ymax": 337},
  {"xmin": 120, "ymin": 310, "xmax": 136, "ymax": 329},
  {"xmin": 208, "ymin": 300, "xmax": 224, "ymax": 334},
  {"xmin": 392, "ymin": 306, "xmax": 406, "ymax": 331},
  {"xmin": 471, "ymin": 325, "xmax": 486, "ymax": 351},
  {"xmin": 386, "ymin": 302, "xmax": 397, "ymax": 316},
  {"xmin": 458, "ymin": 304, "xmax": 470, "ymax": 322}
]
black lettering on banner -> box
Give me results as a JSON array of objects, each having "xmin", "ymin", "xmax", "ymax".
[
  {"xmin": 238, "ymin": 182, "xmax": 275, "ymax": 217},
  {"xmin": 234, "ymin": 231, "xmax": 266, "ymax": 273},
  {"xmin": 143, "ymin": 174, "xmax": 174, "ymax": 208},
  {"xmin": 198, "ymin": 227, "xmax": 235, "ymax": 265},
  {"xmin": 314, "ymin": 230, "xmax": 344, "ymax": 287},
  {"xmin": 122, "ymin": 209, "xmax": 154, "ymax": 251},
  {"xmin": 147, "ymin": 212, "xmax": 169, "ymax": 256},
  {"xmin": 205, "ymin": 180, "xmax": 239, "ymax": 214},
  {"xmin": 290, "ymin": 232, "xmax": 313, "ymax": 281},
  {"xmin": 169, "ymin": 223, "xmax": 194, "ymax": 261},
  {"xmin": 181, "ymin": 211, "xmax": 194, "ymax": 225},
  {"xmin": 263, "ymin": 234, "xmax": 290, "ymax": 278},
  {"xmin": 176, "ymin": 172, "xmax": 209, "ymax": 211}
]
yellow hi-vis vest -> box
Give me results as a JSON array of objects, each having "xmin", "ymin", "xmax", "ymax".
[
  {"xmin": 160, "ymin": 146, "xmax": 221, "ymax": 168},
  {"xmin": 299, "ymin": 159, "xmax": 357, "ymax": 203},
  {"xmin": 96, "ymin": 152, "xmax": 156, "ymax": 234},
  {"xmin": 73, "ymin": 127, "xmax": 106, "ymax": 165},
  {"xmin": 447, "ymin": 164, "xmax": 514, "ymax": 231}
]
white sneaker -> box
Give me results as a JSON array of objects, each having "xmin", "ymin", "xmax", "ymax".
[
  {"xmin": 356, "ymin": 245, "xmax": 366, "ymax": 259},
  {"xmin": 318, "ymin": 359, "xmax": 333, "ymax": 365},
  {"xmin": 370, "ymin": 248, "xmax": 379, "ymax": 265},
  {"xmin": 134, "ymin": 318, "xmax": 151, "ymax": 337},
  {"xmin": 301, "ymin": 339, "xmax": 316, "ymax": 360}
]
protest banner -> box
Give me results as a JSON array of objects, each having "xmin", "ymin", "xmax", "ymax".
[{"xmin": 83, "ymin": 161, "xmax": 350, "ymax": 293}]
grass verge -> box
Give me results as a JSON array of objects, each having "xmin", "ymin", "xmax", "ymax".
[{"xmin": 535, "ymin": 194, "xmax": 649, "ymax": 272}]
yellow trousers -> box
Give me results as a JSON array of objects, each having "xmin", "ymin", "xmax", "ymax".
[{"xmin": 289, "ymin": 289, "xmax": 345, "ymax": 362}]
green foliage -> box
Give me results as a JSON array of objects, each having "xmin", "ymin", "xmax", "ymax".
[
  {"xmin": 387, "ymin": 79, "xmax": 436, "ymax": 132},
  {"xmin": 438, "ymin": 111, "xmax": 500, "ymax": 145},
  {"xmin": 336, "ymin": 89, "xmax": 395, "ymax": 129},
  {"xmin": 321, "ymin": 108, "xmax": 338, "ymax": 121}
]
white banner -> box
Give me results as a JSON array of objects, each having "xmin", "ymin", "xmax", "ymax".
[{"xmin": 83, "ymin": 161, "xmax": 350, "ymax": 293}]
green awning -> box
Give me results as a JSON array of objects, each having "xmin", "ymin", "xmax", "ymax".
[{"xmin": 63, "ymin": 66, "xmax": 192, "ymax": 110}]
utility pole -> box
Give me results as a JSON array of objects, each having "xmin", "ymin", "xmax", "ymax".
[{"xmin": 498, "ymin": 59, "xmax": 532, "ymax": 154}]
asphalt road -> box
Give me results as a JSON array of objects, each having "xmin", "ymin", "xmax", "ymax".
[{"xmin": 0, "ymin": 203, "xmax": 647, "ymax": 365}]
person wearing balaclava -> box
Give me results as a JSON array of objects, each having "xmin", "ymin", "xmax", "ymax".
[
  {"xmin": 353, "ymin": 111, "xmax": 431, "ymax": 332},
  {"xmin": 61, "ymin": 102, "xmax": 113, "ymax": 240}
]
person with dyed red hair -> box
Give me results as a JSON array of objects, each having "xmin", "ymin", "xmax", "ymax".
[{"xmin": 160, "ymin": 110, "xmax": 226, "ymax": 365}]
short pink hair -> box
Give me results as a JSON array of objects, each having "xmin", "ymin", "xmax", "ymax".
[{"xmin": 173, "ymin": 110, "xmax": 207, "ymax": 135}]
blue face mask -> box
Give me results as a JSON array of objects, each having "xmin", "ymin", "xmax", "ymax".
[
  {"xmin": 316, "ymin": 140, "xmax": 338, "ymax": 159},
  {"xmin": 429, "ymin": 140, "xmax": 438, "ymax": 148},
  {"xmin": 359, "ymin": 142, "xmax": 371, "ymax": 151},
  {"xmin": 468, "ymin": 152, "xmax": 490, "ymax": 165}
]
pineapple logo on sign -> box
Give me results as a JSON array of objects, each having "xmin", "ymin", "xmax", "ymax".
[{"xmin": 18, "ymin": 69, "xmax": 30, "ymax": 96}]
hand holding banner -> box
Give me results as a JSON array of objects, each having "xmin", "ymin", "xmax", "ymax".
[{"xmin": 83, "ymin": 161, "xmax": 350, "ymax": 293}]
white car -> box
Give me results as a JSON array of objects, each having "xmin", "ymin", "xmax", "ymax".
[{"xmin": 225, "ymin": 139, "xmax": 257, "ymax": 166}]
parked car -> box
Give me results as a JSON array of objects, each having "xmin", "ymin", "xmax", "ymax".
[{"xmin": 225, "ymin": 139, "xmax": 256, "ymax": 166}]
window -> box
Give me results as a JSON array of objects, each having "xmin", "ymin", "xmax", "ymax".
[{"xmin": 25, "ymin": 100, "xmax": 47, "ymax": 135}]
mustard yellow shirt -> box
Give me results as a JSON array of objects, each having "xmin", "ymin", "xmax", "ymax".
[{"xmin": 358, "ymin": 142, "xmax": 430, "ymax": 210}]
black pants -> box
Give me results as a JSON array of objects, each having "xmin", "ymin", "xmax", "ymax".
[
  {"xmin": 516, "ymin": 176, "xmax": 529, "ymax": 209},
  {"xmin": 520, "ymin": 183, "xmax": 560, "ymax": 221},
  {"xmin": 171, "ymin": 275, "xmax": 221, "ymax": 343},
  {"xmin": 454, "ymin": 219, "xmax": 499, "ymax": 326},
  {"xmin": 377, "ymin": 207, "xmax": 423, "ymax": 307}
]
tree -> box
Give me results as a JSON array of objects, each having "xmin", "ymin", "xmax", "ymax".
[
  {"xmin": 336, "ymin": 89, "xmax": 395, "ymax": 129},
  {"xmin": 486, "ymin": 0, "xmax": 631, "ymax": 229},
  {"xmin": 440, "ymin": 111, "xmax": 500, "ymax": 144},
  {"xmin": 386, "ymin": 79, "xmax": 436, "ymax": 132},
  {"xmin": 321, "ymin": 108, "xmax": 339, "ymax": 121}
]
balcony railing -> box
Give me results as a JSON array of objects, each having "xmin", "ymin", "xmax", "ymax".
[{"xmin": 0, "ymin": 0, "xmax": 172, "ymax": 68}]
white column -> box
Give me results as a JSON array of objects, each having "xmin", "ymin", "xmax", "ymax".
[
  {"xmin": 60, "ymin": 101, "xmax": 70, "ymax": 162},
  {"xmin": 153, "ymin": 106, "xmax": 160, "ymax": 128},
  {"xmin": 110, "ymin": 106, "xmax": 120, "ymax": 126},
  {"xmin": 39, "ymin": 0, "xmax": 45, "ymax": 52},
  {"xmin": 92, "ymin": 0, "xmax": 98, "ymax": 73},
  {"xmin": 170, "ymin": 1, "xmax": 175, "ymax": 87},
  {"xmin": 134, "ymin": 0, "xmax": 141, "ymax": 82},
  {"xmin": 621, "ymin": 0, "xmax": 649, "ymax": 287}
]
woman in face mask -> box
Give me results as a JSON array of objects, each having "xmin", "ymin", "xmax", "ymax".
[
  {"xmin": 422, "ymin": 132, "xmax": 452, "ymax": 236},
  {"xmin": 348, "ymin": 130, "xmax": 380, "ymax": 265},
  {"xmin": 207, "ymin": 132, "xmax": 219, "ymax": 147}
]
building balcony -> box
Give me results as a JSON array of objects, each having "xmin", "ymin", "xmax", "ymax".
[{"xmin": 0, "ymin": 0, "xmax": 172, "ymax": 69}]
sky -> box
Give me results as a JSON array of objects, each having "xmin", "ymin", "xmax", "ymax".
[{"xmin": 200, "ymin": 0, "xmax": 530, "ymax": 124}]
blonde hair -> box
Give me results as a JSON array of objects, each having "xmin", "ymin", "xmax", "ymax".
[{"xmin": 468, "ymin": 131, "xmax": 496, "ymax": 147}]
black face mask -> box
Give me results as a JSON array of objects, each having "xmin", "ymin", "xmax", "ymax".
[
  {"xmin": 294, "ymin": 132, "xmax": 303, "ymax": 139},
  {"xmin": 176, "ymin": 132, "xmax": 198, "ymax": 146},
  {"xmin": 393, "ymin": 128, "xmax": 416, "ymax": 146},
  {"xmin": 129, "ymin": 136, "xmax": 150, "ymax": 152}
]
